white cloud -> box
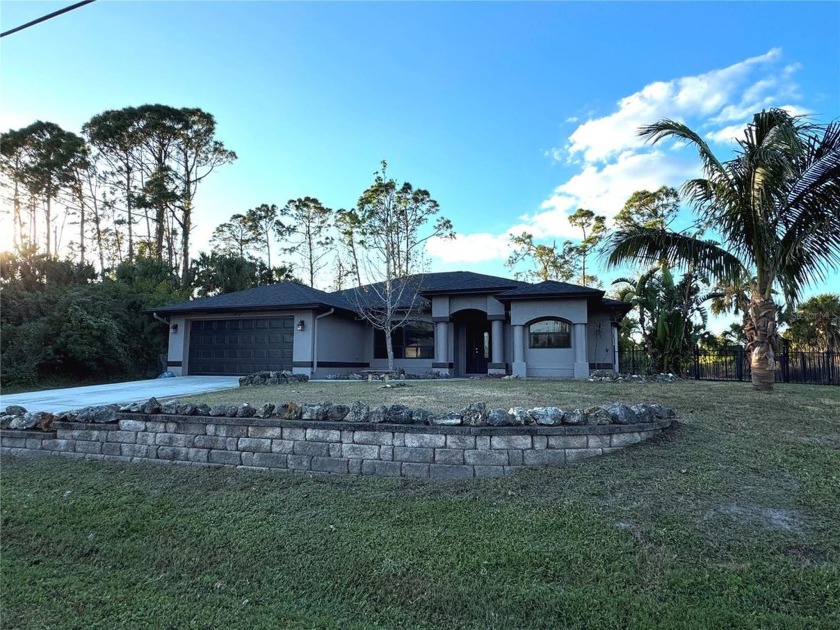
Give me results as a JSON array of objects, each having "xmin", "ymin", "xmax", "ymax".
[
  {"xmin": 426, "ymin": 232, "xmax": 512, "ymax": 264},
  {"xmin": 427, "ymin": 49, "xmax": 805, "ymax": 268},
  {"xmin": 535, "ymin": 150, "xmax": 700, "ymax": 236},
  {"xmin": 564, "ymin": 48, "xmax": 783, "ymax": 164},
  {"xmin": 705, "ymin": 123, "xmax": 746, "ymax": 144}
]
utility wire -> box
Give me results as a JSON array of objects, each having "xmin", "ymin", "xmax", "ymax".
[{"xmin": 1, "ymin": 0, "xmax": 97, "ymax": 39}]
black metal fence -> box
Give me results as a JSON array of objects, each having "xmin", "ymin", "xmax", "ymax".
[{"xmin": 619, "ymin": 346, "xmax": 840, "ymax": 386}]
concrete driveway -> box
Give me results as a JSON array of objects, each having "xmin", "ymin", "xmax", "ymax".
[{"xmin": 0, "ymin": 376, "xmax": 240, "ymax": 413}]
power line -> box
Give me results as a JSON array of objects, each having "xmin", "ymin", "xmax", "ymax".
[{"xmin": 1, "ymin": 0, "xmax": 97, "ymax": 39}]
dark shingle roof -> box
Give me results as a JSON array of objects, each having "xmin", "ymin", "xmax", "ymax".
[
  {"xmin": 415, "ymin": 271, "xmax": 525, "ymax": 295},
  {"xmin": 597, "ymin": 297, "xmax": 634, "ymax": 314},
  {"xmin": 149, "ymin": 272, "xmax": 631, "ymax": 318},
  {"xmin": 334, "ymin": 272, "xmax": 525, "ymax": 310},
  {"xmin": 150, "ymin": 282, "xmax": 354, "ymax": 315},
  {"xmin": 495, "ymin": 280, "xmax": 604, "ymax": 300}
]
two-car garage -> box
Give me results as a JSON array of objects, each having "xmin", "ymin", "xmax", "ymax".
[{"xmin": 187, "ymin": 317, "xmax": 294, "ymax": 375}]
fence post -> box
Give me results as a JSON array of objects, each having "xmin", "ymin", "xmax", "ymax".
[
  {"xmin": 736, "ymin": 346, "xmax": 744, "ymax": 381},
  {"xmin": 781, "ymin": 343, "xmax": 789, "ymax": 383},
  {"xmin": 694, "ymin": 347, "xmax": 700, "ymax": 380}
]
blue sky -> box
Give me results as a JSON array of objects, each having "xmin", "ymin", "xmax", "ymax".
[{"xmin": 1, "ymin": 1, "xmax": 839, "ymax": 312}]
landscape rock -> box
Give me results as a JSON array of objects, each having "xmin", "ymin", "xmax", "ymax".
[
  {"xmin": 301, "ymin": 404, "xmax": 328, "ymax": 421},
  {"xmin": 278, "ymin": 402, "xmax": 302, "ymax": 420},
  {"xmin": 0, "ymin": 414, "xmax": 14, "ymax": 429},
  {"xmin": 345, "ymin": 401, "xmax": 369, "ymax": 423},
  {"xmin": 508, "ymin": 407, "xmax": 530, "ymax": 425},
  {"xmin": 368, "ymin": 405, "xmax": 388, "ymax": 423},
  {"xmin": 34, "ymin": 411, "xmax": 56, "ymax": 431},
  {"xmin": 176, "ymin": 403, "xmax": 197, "ymax": 416},
  {"xmin": 487, "ymin": 409, "xmax": 515, "ymax": 426},
  {"xmin": 254, "ymin": 403, "xmax": 275, "ymax": 418},
  {"xmin": 10, "ymin": 413, "xmax": 38, "ymax": 430},
  {"xmin": 161, "ymin": 400, "xmax": 180, "ymax": 415},
  {"xmin": 236, "ymin": 403, "xmax": 256, "ymax": 418},
  {"xmin": 194, "ymin": 404, "xmax": 211, "ymax": 416},
  {"xmin": 327, "ymin": 404, "xmax": 350, "ymax": 421},
  {"xmin": 5, "ymin": 405, "xmax": 27, "ymax": 416},
  {"xmin": 386, "ymin": 404, "xmax": 413, "ymax": 424},
  {"xmin": 562, "ymin": 409, "xmax": 587, "ymax": 425},
  {"xmin": 584, "ymin": 406, "xmax": 611, "ymax": 425},
  {"xmin": 76, "ymin": 405, "xmax": 119, "ymax": 424},
  {"xmin": 125, "ymin": 403, "xmax": 144, "ymax": 413},
  {"xmin": 631, "ymin": 404, "xmax": 653, "ymax": 423},
  {"xmin": 589, "ymin": 370, "xmax": 681, "ymax": 384},
  {"xmin": 648, "ymin": 403, "xmax": 675, "ymax": 419},
  {"xmin": 208, "ymin": 405, "xmax": 227, "ymax": 417},
  {"xmin": 410, "ymin": 408, "xmax": 435, "ymax": 425},
  {"xmin": 528, "ymin": 407, "xmax": 564, "ymax": 426},
  {"xmin": 142, "ymin": 397, "xmax": 162, "ymax": 415},
  {"xmin": 606, "ymin": 404, "xmax": 637, "ymax": 425},
  {"xmin": 460, "ymin": 402, "xmax": 488, "ymax": 426},
  {"xmin": 239, "ymin": 370, "xmax": 309, "ymax": 386},
  {"xmin": 432, "ymin": 411, "xmax": 462, "ymax": 426},
  {"xmin": 224, "ymin": 405, "xmax": 240, "ymax": 418}
]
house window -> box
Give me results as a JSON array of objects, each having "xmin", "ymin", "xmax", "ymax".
[
  {"xmin": 529, "ymin": 319, "xmax": 571, "ymax": 349},
  {"xmin": 374, "ymin": 322, "xmax": 434, "ymax": 359}
]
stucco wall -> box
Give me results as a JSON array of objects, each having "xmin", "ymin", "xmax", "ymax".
[
  {"xmin": 166, "ymin": 316, "xmax": 187, "ymax": 375},
  {"xmin": 509, "ymin": 299, "xmax": 588, "ymax": 326},
  {"xmin": 450, "ymin": 295, "xmax": 489, "ymax": 314},
  {"xmin": 587, "ymin": 314, "xmax": 617, "ymax": 368},
  {"xmin": 313, "ymin": 315, "xmax": 368, "ymax": 376},
  {"xmin": 510, "ymin": 299, "xmax": 588, "ymax": 378}
]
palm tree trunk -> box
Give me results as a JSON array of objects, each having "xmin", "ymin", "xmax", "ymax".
[{"xmin": 748, "ymin": 295, "xmax": 778, "ymax": 392}]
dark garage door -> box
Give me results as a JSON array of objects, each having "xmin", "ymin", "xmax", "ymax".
[{"xmin": 188, "ymin": 317, "xmax": 294, "ymax": 375}]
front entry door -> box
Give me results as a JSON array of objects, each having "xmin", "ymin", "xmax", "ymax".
[{"xmin": 465, "ymin": 324, "xmax": 490, "ymax": 374}]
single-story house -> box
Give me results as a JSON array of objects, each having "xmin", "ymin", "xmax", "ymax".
[{"xmin": 151, "ymin": 271, "xmax": 632, "ymax": 379}]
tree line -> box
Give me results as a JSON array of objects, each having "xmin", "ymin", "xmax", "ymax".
[
  {"xmin": 2, "ymin": 106, "xmax": 837, "ymax": 392},
  {"xmin": 0, "ymin": 105, "xmax": 236, "ymax": 287}
]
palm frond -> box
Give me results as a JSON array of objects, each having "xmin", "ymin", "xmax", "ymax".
[
  {"xmin": 604, "ymin": 227, "xmax": 747, "ymax": 285},
  {"xmin": 638, "ymin": 119, "xmax": 728, "ymax": 178}
]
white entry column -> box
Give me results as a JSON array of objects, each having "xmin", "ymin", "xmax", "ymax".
[
  {"xmin": 489, "ymin": 317, "xmax": 505, "ymax": 375},
  {"xmin": 512, "ymin": 324, "xmax": 526, "ymax": 377},
  {"xmin": 432, "ymin": 318, "xmax": 451, "ymax": 375},
  {"xmin": 612, "ymin": 324, "xmax": 620, "ymax": 372},
  {"xmin": 573, "ymin": 322, "xmax": 589, "ymax": 379}
]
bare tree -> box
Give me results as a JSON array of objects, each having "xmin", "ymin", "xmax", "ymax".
[
  {"xmin": 349, "ymin": 162, "xmax": 454, "ymax": 370},
  {"xmin": 281, "ymin": 197, "xmax": 334, "ymax": 288}
]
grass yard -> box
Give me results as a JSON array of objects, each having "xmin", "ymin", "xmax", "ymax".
[{"xmin": 2, "ymin": 380, "xmax": 839, "ymax": 629}]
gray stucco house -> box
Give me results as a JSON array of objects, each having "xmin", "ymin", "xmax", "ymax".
[{"xmin": 152, "ymin": 271, "xmax": 631, "ymax": 379}]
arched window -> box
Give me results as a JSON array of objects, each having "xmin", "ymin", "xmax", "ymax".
[{"xmin": 528, "ymin": 319, "xmax": 571, "ymax": 348}]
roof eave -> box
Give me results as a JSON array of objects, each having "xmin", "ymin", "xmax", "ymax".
[{"xmin": 147, "ymin": 303, "xmax": 355, "ymax": 316}]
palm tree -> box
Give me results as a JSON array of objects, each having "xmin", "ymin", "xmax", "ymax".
[
  {"xmin": 613, "ymin": 264, "xmax": 714, "ymax": 374},
  {"xmin": 783, "ymin": 293, "xmax": 840, "ymax": 351},
  {"xmin": 606, "ymin": 109, "xmax": 840, "ymax": 391}
]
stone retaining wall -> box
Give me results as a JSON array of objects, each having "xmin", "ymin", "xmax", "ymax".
[{"xmin": 0, "ymin": 414, "xmax": 674, "ymax": 479}]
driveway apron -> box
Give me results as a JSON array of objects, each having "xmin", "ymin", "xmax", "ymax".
[{"xmin": 0, "ymin": 376, "xmax": 240, "ymax": 413}]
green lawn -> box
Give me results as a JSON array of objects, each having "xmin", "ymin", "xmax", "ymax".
[{"xmin": 2, "ymin": 381, "xmax": 839, "ymax": 629}]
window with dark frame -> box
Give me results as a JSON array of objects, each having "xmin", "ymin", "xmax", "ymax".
[
  {"xmin": 528, "ymin": 319, "xmax": 571, "ymax": 349},
  {"xmin": 373, "ymin": 321, "xmax": 434, "ymax": 359}
]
